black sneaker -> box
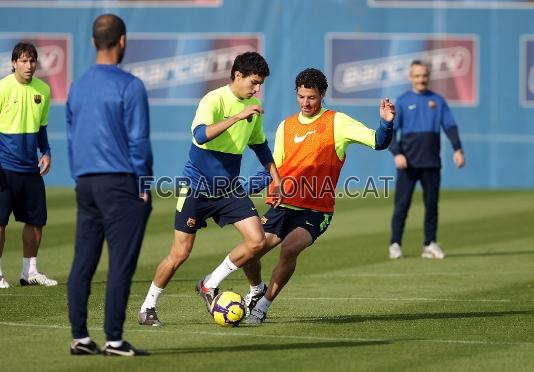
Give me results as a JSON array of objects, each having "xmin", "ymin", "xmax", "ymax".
[
  {"xmin": 70, "ymin": 340, "xmax": 101, "ymax": 355},
  {"xmin": 195, "ymin": 279, "xmax": 219, "ymax": 313},
  {"xmin": 244, "ymin": 283, "xmax": 267, "ymax": 313},
  {"xmin": 138, "ymin": 307, "xmax": 162, "ymax": 327},
  {"xmin": 102, "ymin": 340, "xmax": 149, "ymax": 356}
]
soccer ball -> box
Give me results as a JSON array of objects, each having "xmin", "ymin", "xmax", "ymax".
[{"xmin": 210, "ymin": 291, "xmax": 246, "ymax": 327}]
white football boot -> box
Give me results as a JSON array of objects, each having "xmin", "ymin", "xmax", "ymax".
[
  {"xmin": 389, "ymin": 243, "xmax": 403, "ymax": 259},
  {"xmin": 422, "ymin": 242, "xmax": 445, "ymax": 259}
]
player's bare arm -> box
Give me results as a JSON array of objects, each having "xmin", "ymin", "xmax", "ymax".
[
  {"xmin": 265, "ymin": 161, "xmax": 282, "ymax": 207},
  {"xmin": 203, "ymin": 104, "xmax": 264, "ymax": 142}
]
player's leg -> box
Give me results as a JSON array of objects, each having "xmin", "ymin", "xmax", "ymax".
[
  {"xmin": 242, "ymin": 232, "xmax": 281, "ymax": 310},
  {"xmin": 246, "ymin": 209, "xmax": 332, "ymax": 324},
  {"xmin": 420, "ymin": 168, "xmax": 444, "ymax": 259},
  {"xmin": 98, "ymin": 174, "xmax": 151, "ymax": 350},
  {"xmin": 389, "ymin": 168, "xmax": 418, "ymax": 258},
  {"xmin": 199, "ymin": 191, "xmax": 263, "ymax": 289},
  {"xmin": 14, "ymin": 172, "xmax": 56, "ymax": 285},
  {"xmin": 68, "ymin": 176, "xmax": 105, "ymax": 347},
  {"xmin": 242, "ymin": 206, "xmax": 286, "ymax": 309},
  {"xmin": 245, "ymin": 228, "xmax": 312, "ymax": 324},
  {"xmin": 196, "ymin": 214, "xmax": 265, "ymax": 312},
  {"xmin": 139, "ymin": 186, "xmax": 199, "ymax": 324},
  {"xmin": 0, "ymin": 169, "xmax": 14, "ymax": 288},
  {"xmin": 0, "ymin": 226, "xmax": 7, "ymax": 289}
]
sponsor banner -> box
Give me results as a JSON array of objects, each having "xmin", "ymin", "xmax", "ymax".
[
  {"xmin": 520, "ymin": 36, "xmax": 534, "ymax": 107},
  {"xmin": 0, "ymin": 34, "xmax": 71, "ymax": 103},
  {"xmin": 326, "ymin": 34, "xmax": 478, "ymax": 106},
  {"xmin": 0, "ymin": 0, "xmax": 221, "ymax": 8},
  {"xmin": 368, "ymin": 0, "xmax": 534, "ymax": 9},
  {"xmin": 121, "ymin": 34, "xmax": 262, "ymax": 104}
]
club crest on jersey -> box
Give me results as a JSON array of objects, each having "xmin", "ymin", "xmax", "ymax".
[
  {"xmin": 34, "ymin": 95, "xmax": 42, "ymax": 104},
  {"xmin": 428, "ymin": 100, "xmax": 437, "ymax": 109},
  {"xmin": 186, "ymin": 218, "xmax": 196, "ymax": 228}
]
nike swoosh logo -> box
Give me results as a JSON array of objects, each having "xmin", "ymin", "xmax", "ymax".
[
  {"xmin": 107, "ymin": 348, "xmax": 135, "ymax": 356},
  {"xmin": 408, "ymin": 104, "xmax": 416, "ymax": 110},
  {"xmin": 305, "ymin": 221, "xmax": 314, "ymax": 226},
  {"xmin": 294, "ymin": 130, "xmax": 317, "ymax": 144}
]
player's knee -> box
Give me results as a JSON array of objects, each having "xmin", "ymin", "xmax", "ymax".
[
  {"xmin": 247, "ymin": 235, "xmax": 266, "ymax": 254},
  {"xmin": 168, "ymin": 245, "xmax": 193, "ymax": 267}
]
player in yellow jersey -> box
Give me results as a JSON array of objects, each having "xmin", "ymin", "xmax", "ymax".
[
  {"xmin": 138, "ymin": 52, "xmax": 282, "ymax": 325},
  {"xmin": 241, "ymin": 68, "xmax": 395, "ymax": 324},
  {"xmin": 0, "ymin": 42, "xmax": 56, "ymax": 289}
]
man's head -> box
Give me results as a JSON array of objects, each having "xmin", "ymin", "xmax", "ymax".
[
  {"xmin": 409, "ymin": 60, "xmax": 430, "ymax": 93},
  {"xmin": 229, "ymin": 52, "xmax": 270, "ymax": 99},
  {"xmin": 11, "ymin": 42, "xmax": 38, "ymax": 84},
  {"xmin": 295, "ymin": 68, "xmax": 328, "ymax": 117},
  {"xmin": 92, "ymin": 14, "xmax": 127, "ymax": 63}
]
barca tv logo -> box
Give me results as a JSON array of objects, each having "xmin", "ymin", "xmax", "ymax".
[
  {"xmin": 0, "ymin": 34, "xmax": 71, "ymax": 103},
  {"xmin": 121, "ymin": 34, "xmax": 262, "ymax": 105},
  {"xmin": 520, "ymin": 36, "xmax": 534, "ymax": 107},
  {"xmin": 326, "ymin": 33, "xmax": 478, "ymax": 106}
]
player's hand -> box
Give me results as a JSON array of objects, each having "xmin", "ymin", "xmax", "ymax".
[
  {"xmin": 453, "ymin": 149, "xmax": 465, "ymax": 168},
  {"xmin": 394, "ymin": 154, "xmax": 408, "ymax": 169},
  {"xmin": 270, "ymin": 183, "xmax": 283, "ymax": 208},
  {"xmin": 140, "ymin": 191, "xmax": 151, "ymax": 203},
  {"xmin": 39, "ymin": 154, "xmax": 51, "ymax": 176},
  {"xmin": 238, "ymin": 104, "xmax": 264, "ymax": 123},
  {"xmin": 380, "ymin": 98, "xmax": 396, "ymax": 123}
]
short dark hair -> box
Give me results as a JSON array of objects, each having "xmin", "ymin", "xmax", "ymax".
[
  {"xmin": 92, "ymin": 14, "xmax": 126, "ymax": 50},
  {"xmin": 11, "ymin": 42, "xmax": 38, "ymax": 73},
  {"xmin": 410, "ymin": 60, "xmax": 431, "ymax": 72},
  {"xmin": 295, "ymin": 68, "xmax": 328, "ymax": 95},
  {"xmin": 230, "ymin": 51, "xmax": 270, "ymax": 81}
]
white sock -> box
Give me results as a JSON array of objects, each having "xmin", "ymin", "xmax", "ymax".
[
  {"xmin": 73, "ymin": 337, "xmax": 91, "ymax": 345},
  {"xmin": 22, "ymin": 257, "xmax": 38, "ymax": 278},
  {"xmin": 106, "ymin": 340, "xmax": 123, "ymax": 348},
  {"xmin": 203, "ymin": 255, "xmax": 238, "ymax": 289},
  {"xmin": 250, "ymin": 282, "xmax": 266, "ymax": 293},
  {"xmin": 255, "ymin": 296, "xmax": 272, "ymax": 313},
  {"xmin": 0, "ymin": 258, "xmax": 3, "ymax": 276},
  {"xmin": 141, "ymin": 282, "xmax": 164, "ymax": 311}
]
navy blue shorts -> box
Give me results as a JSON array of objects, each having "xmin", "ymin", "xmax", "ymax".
[
  {"xmin": 174, "ymin": 186, "xmax": 259, "ymax": 233},
  {"xmin": 261, "ymin": 206, "xmax": 333, "ymax": 242},
  {"xmin": 0, "ymin": 169, "xmax": 47, "ymax": 226}
]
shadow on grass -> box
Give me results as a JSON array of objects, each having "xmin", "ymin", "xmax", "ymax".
[
  {"xmin": 446, "ymin": 250, "xmax": 534, "ymax": 258},
  {"xmin": 148, "ymin": 339, "xmax": 391, "ymax": 355},
  {"xmin": 287, "ymin": 309, "xmax": 534, "ymax": 324}
]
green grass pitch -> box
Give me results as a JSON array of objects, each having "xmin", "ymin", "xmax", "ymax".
[{"xmin": 1, "ymin": 189, "xmax": 533, "ymax": 371}]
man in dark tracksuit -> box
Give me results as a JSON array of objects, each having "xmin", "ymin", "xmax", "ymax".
[
  {"xmin": 388, "ymin": 60, "xmax": 465, "ymax": 260},
  {"xmin": 66, "ymin": 14, "xmax": 152, "ymax": 356}
]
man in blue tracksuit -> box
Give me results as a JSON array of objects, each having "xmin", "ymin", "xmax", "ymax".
[
  {"xmin": 388, "ymin": 60, "xmax": 465, "ymax": 260},
  {"xmin": 66, "ymin": 14, "xmax": 152, "ymax": 356}
]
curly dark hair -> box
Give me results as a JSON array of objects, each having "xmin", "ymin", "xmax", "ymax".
[
  {"xmin": 295, "ymin": 68, "xmax": 328, "ymax": 95},
  {"xmin": 231, "ymin": 51, "xmax": 270, "ymax": 81}
]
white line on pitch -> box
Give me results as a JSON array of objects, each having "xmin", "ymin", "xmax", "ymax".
[
  {"xmin": 1, "ymin": 321, "xmax": 533, "ymax": 347},
  {"xmin": 285, "ymin": 297, "xmax": 513, "ymax": 303},
  {"xmin": 130, "ymin": 293, "xmax": 517, "ymax": 303}
]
